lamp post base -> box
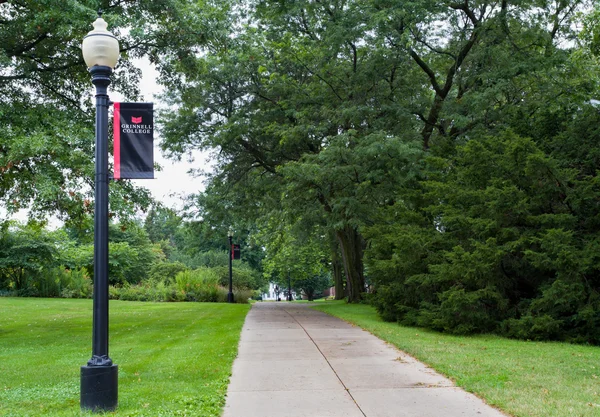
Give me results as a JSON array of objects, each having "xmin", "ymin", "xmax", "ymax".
[
  {"xmin": 81, "ymin": 365, "xmax": 118, "ymax": 412},
  {"xmin": 227, "ymin": 292, "xmax": 234, "ymax": 303}
]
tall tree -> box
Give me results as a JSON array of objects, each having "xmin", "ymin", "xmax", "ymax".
[
  {"xmin": 157, "ymin": 0, "xmax": 593, "ymax": 309},
  {"xmin": 364, "ymin": 1, "xmax": 600, "ymax": 342},
  {"xmin": 159, "ymin": 0, "xmax": 423, "ymax": 301}
]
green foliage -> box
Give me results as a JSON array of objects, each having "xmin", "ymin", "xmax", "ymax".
[
  {"xmin": 158, "ymin": 0, "xmax": 430, "ymax": 302},
  {"xmin": 148, "ymin": 261, "xmax": 189, "ymax": 283},
  {"xmin": 291, "ymin": 273, "xmax": 332, "ymax": 302},
  {"xmin": 59, "ymin": 268, "xmax": 93, "ymax": 299},
  {"xmin": 432, "ymin": 286, "xmax": 508, "ymax": 335},
  {"xmin": 144, "ymin": 205, "xmax": 182, "ymax": 244},
  {"xmin": 176, "ymin": 268, "xmax": 219, "ymax": 292},
  {"xmin": 58, "ymin": 221, "xmax": 164, "ymax": 285},
  {"xmin": 1, "ymin": 217, "xmax": 262, "ymax": 303},
  {"xmin": 109, "ymin": 281, "xmax": 182, "ymax": 302},
  {"xmin": 212, "ymin": 265, "xmax": 264, "ymax": 291},
  {"xmin": 0, "ymin": 221, "xmax": 58, "ymax": 291},
  {"xmin": 106, "ymin": 270, "xmax": 252, "ymax": 304},
  {"xmin": 367, "ymin": 129, "xmax": 600, "ymax": 343},
  {"xmin": 173, "ymin": 268, "xmax": 237, "ymax": 302},
  {"xmin": 196, "ymin": 250, "xmax": 230, "ymax": 268}
]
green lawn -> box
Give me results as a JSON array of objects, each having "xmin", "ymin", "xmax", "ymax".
[
  {"xmin": 0, "ymin": 298, "xmax": 250, "ymax": 417},
  {"xmin": 312, "ymin": 302, "xmax": 600, "ymax": 417}
]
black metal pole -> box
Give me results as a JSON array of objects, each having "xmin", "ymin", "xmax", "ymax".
[
  {"xmin": 288, "ymin": 272, "xmax": 292, "ymax": 301},
  {"xmin": 228, "ymin": 234, "xmax": 234, "ymax": 303},
  {"xmin": 81, "ymin": 65, "xmax": 118, "ymax": 412}
]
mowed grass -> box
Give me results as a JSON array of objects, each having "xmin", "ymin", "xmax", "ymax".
[
  {"xmin": 0, "ymin": 298, "xmax": 250, "ymax": 417},
  {"xmin": 312, "ymin": 302, "xmax": 600, "ymax": 417}
]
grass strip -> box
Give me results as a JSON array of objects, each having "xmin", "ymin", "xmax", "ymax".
[
  {"xmin": 311, "ymin": 301, "xmax": 600, "ymax": 417},
  {"xmin": 0, "ymin": 298, "xmax": 250, "ymax": 416}
]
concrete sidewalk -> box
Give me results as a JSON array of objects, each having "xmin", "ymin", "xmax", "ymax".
[{"xmin": 222, "ymin": 303, "xmax": 507, "ymax": 417}]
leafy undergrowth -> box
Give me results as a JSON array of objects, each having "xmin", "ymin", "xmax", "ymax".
[
  {"xmin": 312, "ymin": 302, "xmax": 600, "ymax": 417},
  {"xmin": 0, "ymin": 298, "xmax": 250, "ymax": 416}
]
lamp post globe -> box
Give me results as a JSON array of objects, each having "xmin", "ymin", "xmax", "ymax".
[
  {"xmin": 82, "ymin": 15, "xmax": 119, "ymax": 69},
  {"xmin": 80, "ymin": 12, "xmax": 119, "ymax": 413},
  {"xmin": 227, "ymin": 227, "xmax": 234, "ymax": 303}
]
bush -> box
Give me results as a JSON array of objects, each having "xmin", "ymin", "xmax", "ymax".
[
  {"xmin": 109, "ymin": 281, "xmax": 186, "ymax": 302},
  {"xmin": 175, "ymin": 269, "xmax": 222, "ymax": 302},
  {"xmin": 500, "ymin": 280, "xmax": 600, "ymax": 343},
  {"xmin": 196, "ymin": 250, "xmax": 229, "ymax": 268},
  {"xmin": 212, "ymin": 265, "xmax": 261, "ymax": 290},
  {"xmin": 106, "ymin": 278, "xmax": 251, "ymax": 304},
  {"xmin": 148, "ymin": 262, "xmax": 189, "ymax": 283},
  {"xmin": 502, "ymin": 315, "xmax": 563, "ymax": 341},
  {"xmin": 60, "ymin": 268, "xmax": 92, "ymax": 299},
  {"xmin": 431, "ymin": 286, "xmax": 508, "ymax": 334},
  {"xmin": 232, "ymin": 288, "xmax": 254, "ymax": 303},
  {"xmin": 7, "ymin": 267, "xmax": 92, "ymax": 299}
]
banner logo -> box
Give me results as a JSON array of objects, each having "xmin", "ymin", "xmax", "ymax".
[{"xmin": 131, "ymin": 116, "xmax": 142, "ymax": 124}]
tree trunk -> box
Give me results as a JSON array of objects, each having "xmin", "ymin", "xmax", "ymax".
[
  {"xmin": 330, "ymin": 235, "xmax": 345, "ymax": 300},
  {"xmin": 13, "ymin": 268, "xmax": 25, "ymax": 291},
  {"xmin": 332, "ymin": 256, "xmax": 345, "ymax": 300},
  {"xmin": 336, "ymin": 226, "xmax": 366, "ymax": 303}
]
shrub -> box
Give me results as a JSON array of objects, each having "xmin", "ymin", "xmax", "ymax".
[
  {"xmin": 60, "ymin": 268, "xmax": 92, "ymax": 298},
  {"xmin": 431, "ymin": 286, "xmax": 507, "ymax": 334},
  {"xmin": 148, "ymin": 262, "xmax": 188, "ymax": 283},
  {"xmin": 110, "ymin": 282, "xmax": 181, "ymax": 302},
  {"xmin": 175, "ymin": 268, "xmax": 222, "ymax": 302},
  {"xmin": 196, "ymin": 250, "xmax": 229, "ymax": 268},
  {"xmin": 106, "ymin": 279, "xmax": 250, "ymax": 304},
  {"xmin": 212, "ymin": 265, "xmax": 261, "ymax": 290},
  {"xmin": 233, "ymin": 288, "xmax": 254, "ymax": 303},
  {"xmin": 30, "ymin": 269, "xmax": 63, "ymax": 298},
  {"xmin": 13, "ymin": 267, "xmax": 92, "ymax": 299},
  {"xmin": 502, "ymin": 315, "xmax": 563, "ymax": 341}
]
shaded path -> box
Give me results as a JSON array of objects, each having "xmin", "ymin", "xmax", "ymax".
[{"xmin": 223, "ymin": 303, "xmax": 507, "ymax": 417}]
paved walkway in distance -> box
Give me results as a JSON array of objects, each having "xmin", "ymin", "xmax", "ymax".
[{"xmin": 222, "ymin": 303, "xmax": 507, "ymax": 417}]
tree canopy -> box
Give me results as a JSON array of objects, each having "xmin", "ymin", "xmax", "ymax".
[{"xmin": 155, "ymin": 0, "xmax": 600, "ymax": 342}]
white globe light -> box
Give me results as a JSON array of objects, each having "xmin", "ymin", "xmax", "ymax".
[{"xmin": 81, "ymin": 17, "xmax": 119, "ymax": 69}]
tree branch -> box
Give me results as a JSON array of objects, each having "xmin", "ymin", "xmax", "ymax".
[
  {"xmin": 236, "ymin": 138, "xmax": 277, "ymax": 175},
  {"xmin": 347, "ymin": 41, "xmax": 357, "ymax": 73},
  {"xmin": 410, "ymin": 27, "xmax": 457, "ymax": 59},
  {"xmin": 7, "ymin": 33, "xmax": 48, "ymax": 57},
  {"xmin": 408, "ymin": 49, "xmax": 442, "ymax": 95},
  {"xmin": 449, "ymin": 1, "xmax": 480, "ymax": 27}
]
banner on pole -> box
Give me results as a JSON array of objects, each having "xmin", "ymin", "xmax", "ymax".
[
  {"xmin": 232, "ymin": 244, "xmax": 241, "ymax": 260},
  {"xmin": 113, "ymin": 102, "xmax": 154, "ymax": 179}
]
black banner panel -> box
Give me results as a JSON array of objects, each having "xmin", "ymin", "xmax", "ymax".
[
  {"xmin": 114, "ymin": 102, "xmax": 154, "ymax": 179},
  {"xmin": 232, "ymin": 244, "xmax": 241, "ymax": 260}
]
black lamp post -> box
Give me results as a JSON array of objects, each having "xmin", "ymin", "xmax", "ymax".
[
  {"xmin": 275, "ymin": 285, "xmax": 280, "ymax": 301},
  {"xmin": 227, "ymin": 226, "xmax": 234, "ymax": 303},
  {"xmin": 288, "ymin": 273, "xmax": 292, "ymax": 301},
  {"xmin": 80, "ymin": 12, "xmax": 119, "ymax": 412}
]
